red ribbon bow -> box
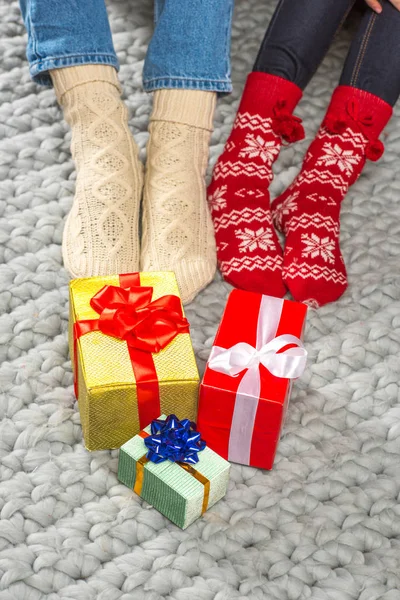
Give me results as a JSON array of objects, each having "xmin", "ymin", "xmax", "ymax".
[
  {"xmin": 73, "ymin": 274, "xmax": 190, "ymax": 429},
  {"xmin": 324, "ymin": 99, "xmax": 384, "ymax": 161},
  {"xmin": 271, "ymin": 101, "xmax": 305, "ymax": 144},
  {"xmin": 346, "ymin": 99, "xmax": 374, "ymax": 129},
  {"xmin": 90, "ymin": 285, "xmax": 189, "ymax": 353}
]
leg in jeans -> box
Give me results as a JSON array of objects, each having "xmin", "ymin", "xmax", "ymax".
[
  {"xmin": 253, "ymin": 0, "xmax": 355, "ymax": 87},
  {"xmin": 18, "ymin": 0, "xmax": 143, "ymax": 277},
  {"xmin": 141, "ymin": 0, "xmax": 235, "ymax": 303},
  {"xmin": 18, "ymin": 0, "xmax": 118, "ymax": 85},
  {"xmin": 143, "ymin": 0, "xmax": 233, "ymax": 93},
  {"xmin": 340, "ymin": 0, "xmax": 400, "ymax": 105},
  {"xmin": 208, "ymin": 0, "xmax": 354, "ymax": 298},
  {"xmin": 273, "ymin": 0, "xmax": 398, "ymax": 307}
]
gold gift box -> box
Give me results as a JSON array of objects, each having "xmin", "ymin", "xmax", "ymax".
[{"xmin": 69, "ymin": 272, "xmax": 200, "ymax": 451}]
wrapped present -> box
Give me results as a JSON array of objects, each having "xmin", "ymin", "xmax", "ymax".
[
  {"xmin": 118, "ymin": 414, "xmax": 230, "ymax": 529},
  {"xmin": 69, "ymin": 272, "xmax": 199, "ymax": 451},
  {"xmin": 197, "ymin": 291, "xmax": 308, "ymax": 470}
]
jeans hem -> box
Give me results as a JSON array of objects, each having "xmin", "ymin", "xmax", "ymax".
[
  {"xmin": 143, "ymin": 76, "xmax": 232, "ymax": 94},
  {"xmin": 29, "ymin": 54, "xmax": 119, "ymax": 86}
]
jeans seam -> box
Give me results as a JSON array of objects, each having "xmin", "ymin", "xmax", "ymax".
[
  {"xmin": 143, "ymin": 78, "xmax": 232, "ymax": 94},
  {"xmin": 222, "ymin": 1, "xmax": 234, "ymax": 80},
  {"xmin": 334, "ymin": 1, "xmax": 357, "ymax": 37},
  {"xmin": 144, "ymin": 76, "xmax": 231, "ymax": 84},
  {"xmin": 350, "ymin": 12, "xmax": 377, "ymax": 87},
  {"xmin": 27, "ymin": 0, "xmax": 38, "ymax": 60},
  {"xmin": 29, "ymin": 52, "xmax": 118, "ymax": 67}
]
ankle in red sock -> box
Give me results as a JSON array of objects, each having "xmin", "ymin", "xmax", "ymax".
[
  {"xmin": 208, "ymin": 72, "xmax": 304, "ymax": 297},
  {"xmin": 272, "ymin": 86, "xmax": 392, "ymax": 307}
]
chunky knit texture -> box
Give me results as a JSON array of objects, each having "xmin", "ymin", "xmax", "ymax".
[
  {"xmin": 51, "ymin": 65, "xmax": 143, "ymax": 278},
  {"xmin": 208, "ymin": 73, "xmax": 304, "ymax": 297},
  {"xmin": 141, "ymin": 89, "xmax": 217, "ymax": 305},
  {"xmin": 272, "ymin": 86, "xmax": 392, "ymax": 307},
  {"xmin": 4, "ymin": 0, "xmax": 400, "ymax": 596}
]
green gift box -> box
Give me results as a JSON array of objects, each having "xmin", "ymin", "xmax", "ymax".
[{"xmin": 118, "ymin": 415, "xmax": 230, "ymax": 529}]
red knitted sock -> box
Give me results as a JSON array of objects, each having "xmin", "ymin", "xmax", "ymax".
[
  {"xmin": 208, "ymin": 72, "xmax": 304, "ymax": 297},
  {"xmin": 272, "ymin": 86, "xmax": 392, "ymax": 307}
]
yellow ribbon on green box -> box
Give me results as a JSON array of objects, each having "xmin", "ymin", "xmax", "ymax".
[
  {"xmin": 118, "ymin": 415, "xmax": 230, "ymax": 529},
  {"xmin": 134, "ymin": 429, "xmax": 210, "ymax": 515}
]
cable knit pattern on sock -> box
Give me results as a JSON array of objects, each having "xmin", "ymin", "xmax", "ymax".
[
  {"xmin": 272, "ymin": 86, "xmax": 392, "ymax": 307},
  {"xmin": 51, "ymin": 65, "xmax": 143, "ymax": 278},
  {"xmin": 141, "ymin": 90, "xmax": 217, "ymax": 305},
  {"xmin": 207, "ymin": 73, "xmax": 304, "ymax": 297}
]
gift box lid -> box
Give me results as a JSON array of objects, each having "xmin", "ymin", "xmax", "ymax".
[{"xmin": 70, "ymin": 272, "xmax": 199, "ymax": 389}]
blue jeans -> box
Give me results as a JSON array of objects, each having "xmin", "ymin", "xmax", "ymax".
[
  {"xmin": 253, "ymin": 0, "xmax": 400, "ymax": 106},
  {"xmin": 19, "ymin": 0, "xmax": 233, "ymax": 94}
]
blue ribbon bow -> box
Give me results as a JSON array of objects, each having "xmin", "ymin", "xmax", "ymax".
[{"xmin": 144, "ymin": 415, "xmax": 206, "ymax": 464}]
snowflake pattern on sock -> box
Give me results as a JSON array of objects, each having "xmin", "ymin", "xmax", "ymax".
[
  {"xmin": 208, "ymin": 186, "xmax": 228, "ymax": 212},
  {"xmin": 208, "ymin": 73, "xmax": 304, "ymax": 297},
  {"xmin": 272, "ymin": 126, "xmax": 362, "ymax": 306},
  {"xmin": 301, "ymin": 232, "xmax": 336, "ymax": 263},
  {"xmin": 208, "ymin": 112, "xmax": 284, "ymax": 294},
  {"xmin": 239, "ymin": 133, "xmax": 280, "ymax": 163},
  {"xmin": 236, "ymin": 226, "xmax": 276, "ymax": 253},
  {"xmin": 316, "ymin": 142, "xmax": 362, "ymax": 175},
  {"xmin": 272, "ymin": 87, "xmax": 392, "ymax": 307}
]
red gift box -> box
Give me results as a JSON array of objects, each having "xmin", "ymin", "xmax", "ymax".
[{"xmin": 197, "ymin": 291, "xmax": 308, "ymax": 470}]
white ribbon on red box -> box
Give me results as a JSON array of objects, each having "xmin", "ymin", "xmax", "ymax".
[{"xmin": 208, "ymin": 295, "xmax": 307, "ymax": 465}]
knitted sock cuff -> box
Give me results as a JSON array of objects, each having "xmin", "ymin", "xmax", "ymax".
[
  {"xmin": 326, "ymin": 86, "xmax": 393, "ymax": 140},
  {"xmin": 51, "ymin": 65, "xmax": 121, "ymax": 104},
  {"xmin": 240, "ymin": 72, "xmax": 303, "ymax": 116},
  {"xmin": 150, "ymin": 89, "xmax": 216, "ymax": 131}
]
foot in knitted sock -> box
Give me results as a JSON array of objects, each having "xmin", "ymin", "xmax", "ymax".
[
  {"xmin": 141, "ymin": 90, "xmax": 217, "ymax": 304},
  {"xmin": 272, "ymin": 86, "xmax": 392, "ymax": 307},
  {"xmin": 207, "ymin": 73, "xmax": 305, "ymax": 297},
  {"xmin": 51, "ymin": 65, "xmax": 143, "ymax": 278}
]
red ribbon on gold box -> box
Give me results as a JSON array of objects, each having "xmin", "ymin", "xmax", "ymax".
[{"xmin": 69, "ymin": 272, "xmax": 199, "ymax": 451}]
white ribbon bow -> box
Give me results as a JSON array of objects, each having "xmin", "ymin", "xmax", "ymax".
[
  {"xmin": 207, "ymin": 295, "xmax": 308, "ymax": 465},
  {"xmin": 208, "ymin": 334, "xmax": 307, "ymax": 384}
]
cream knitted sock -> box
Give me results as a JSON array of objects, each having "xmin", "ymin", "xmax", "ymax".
[
  {"xmin": 141, "ymin": 89, "xmax": 217, "ymax": 304},
  {"xmin": 51, "ymin": 65, "xmax": 143, "ymax": 278}
]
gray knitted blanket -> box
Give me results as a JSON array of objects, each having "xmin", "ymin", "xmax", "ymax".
[{"xmin": 1, "ymin": 0, "xmax": 399, "ymax": 598}]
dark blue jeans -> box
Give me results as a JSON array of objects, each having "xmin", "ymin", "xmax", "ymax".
[{"xmin": 253, "ymin": 0, "xmax": 400, "ymax": 106}]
